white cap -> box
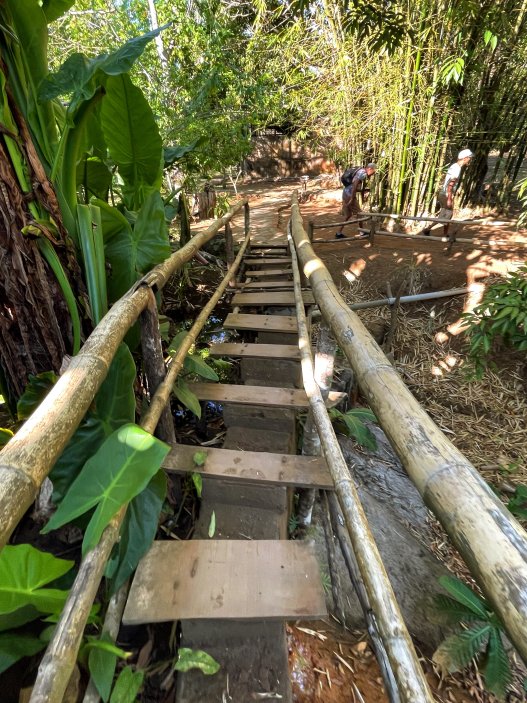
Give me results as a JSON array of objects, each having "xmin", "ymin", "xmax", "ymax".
[{"xmin": 458, "ymin": 149, "xmax": 473, "ymax": 160}]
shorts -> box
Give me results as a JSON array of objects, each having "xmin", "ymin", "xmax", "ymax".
[{"xmin": 437, "ymin": 191, "xmax": 453, "ymax": 220}]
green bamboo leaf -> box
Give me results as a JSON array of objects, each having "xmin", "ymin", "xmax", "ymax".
[
  {"xmin": 174, "ymin": 648, "xmax": 220, "ymax": 675},
  {"xmin": 438, "ymin": 576, "xmax": 489, "ymax": 619},
  {"xmin": 184, "ymin": 355, "xmax": 219, "ymax": 381},
  {"xmin": 173, "ymin": 378, "xmax": 202, "ymax": 418},
  {"xmin": 0, "ymin": 545, "xmax": 73, "ymax": 616},
  {"xmin": 78, "ymin": 203, "xmax": 108, "ymax": 325},
  {"xmin": 106, "ymin": 471, "xmax": 166, "ymax": 594},
  {"xmin": 109, "ymin": 666, "xmax": 144, "ymax": 703},
  {"xmin": 482, "ymin": 629, "xmax": 511, "ymax": 700},
  {"xmin": 0, "ymin": 632, "xmax": 46, "ymax": 674},
  {"xmin": 433, "ymin": 626, "xmax": 491, "ymax": 674},
  {"xmin": 168, "ymin": 330, "xmax": 189, "ymax": 354},
  {"xmin": 87, "ymin": 632, "xmax": 130, "ymax": 703},
  {"xmin": 191, "ymin": 472, "xmax": 203, "ymax": 498},
  {"xmin": 42, "ymin": 424, "xmax": 170, "ymax": 555},
  {"xmin": 101, "ymin": 74, "xmax": 163, "ymax": 204}
]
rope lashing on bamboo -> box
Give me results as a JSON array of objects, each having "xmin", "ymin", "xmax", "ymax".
[{"xmin": 290, "ymin": 191, "xmax": 527, "ymax": 665}]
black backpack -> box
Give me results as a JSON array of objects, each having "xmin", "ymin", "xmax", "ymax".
[{"xmin": 341, "ymin": 166, "xmax": 361, "ymax": 187}]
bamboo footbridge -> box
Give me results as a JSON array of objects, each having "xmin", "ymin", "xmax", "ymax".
[{"xmin": 1, "ymin": 194, "xmax": 526, "ymax": 703}]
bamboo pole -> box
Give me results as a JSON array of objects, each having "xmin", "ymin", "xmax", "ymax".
[
  {"xmin": 288, "ymin": 221, "xmax": 435, "ymax": 702},
  {"xmin": 29, "ymin": 219, "xmax": 251, "ymax": 703},
  {"xmin": 290, "ymin": 191, "xmax": 527, "ymax": 664},
  {"xmin": 357, "ymin": 227, "xmax": 525, "ymax": 248},
  {"xmin": 0, "ymin": 198, "xmax": 248, "ymax": 548}
]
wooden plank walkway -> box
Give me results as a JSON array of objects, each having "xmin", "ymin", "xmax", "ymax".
[
  {"xmin": 243, "ymin": 257, "xmax": 292, "ymax": 266},
  {"xmin": 123, "ymin": 540, "xmax": 326, "ymax": 624},
  {"xmin": 245, "ymin": 269, "xmax": 292, "ymax": 277},
  {"xmin": 188, "ymin": 382, "xmax": 345, "ymax": 408},
  {"xmin": 232, "ymin": 291, "xmax": 315, "ymax": 306},
  {"xmin": 209, "ymin": 342, "xmax": 300, "ymax": 359},
  {"xmin": 224, "ymin": 313, "xmax": 298, "ymax": 333},
  {"xmin": 163, "ymin": 444, "xmax": 332, "ymax": 488},
  {"xmin": 242, "ymin": 280, "xmax": 295, "ymax": 289}
]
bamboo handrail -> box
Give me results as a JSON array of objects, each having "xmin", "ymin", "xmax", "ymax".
[
  {"xmin": 290, "ymin": 192, "xmax": 527, "ymax": 665},
  {"xmin": 29, "ymin": 222, "xmax": 252, "ymax": 703},
  {"xmin": 288, "ymin": 225, "xmax": 435, "ymax": 703},
  {"xmin": 0, "ymin": 198, "xmax": 247, "ymax": 549},
  {"xmin": 357, "ymin": 227, "xmax": 527, "ymax": 247}
]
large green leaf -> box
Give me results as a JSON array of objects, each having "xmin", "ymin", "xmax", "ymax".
[
  {"xmin": 39, "ymin": 27, "xmax": 165, "ymax": 110},
  {"xmin": 109, "ymin": 666, "xmax": 144, "ymax": 703},
  {"xmin": 42, "ymin": 424, "xmax": 170, "ymax": 555},
  {"xmin": 0, "ymin": 545, "xmax": 73, "ymax": 616},
  {"xmin": 76, "ymin": 156, "xmax": 112, "ymax": 201},
  {"xmin": 50, "ymin": 344, "xmax": 135, "ymax": 502},
  {"xmin": 101, "ymin": 74, "xmax": 163, "ymax": 200},
  {"xmin": 41, "ymin": 0, "xmax": 76, "ymax": 23},
  {"xmin": 163, "ymin": 138, "xmax": 206, "ymax": 168},
  {"xmin": 184, "ymin": 355, "xmax": 219, "ymax": 381},
  {"xmin": 0, "ymin": 632, "xmax": 46, "ymax": 674},
  {"xmin": 174, "ymin": 648, "xmax": 220, "ymax": 675},
  {"xmin": 106, "ymin": 471, "xmax": 166, "ymax": 594},
  {"xmin": 101, "ymin": 192, "xmax": 170, "ymax": 300}
]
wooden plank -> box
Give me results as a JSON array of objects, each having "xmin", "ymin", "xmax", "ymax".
[
  {"xmin": 244, "ymin": 258, "xmax": 292, "ymax": 265},
  {"xmin": 188, "ymin": 382, "xmax": 346, "ymax": 409},
  {"xmin": 245, "ymin": 269, "xmax": 292, "ymax": 277},
  {"xmin": 123, "ymin": 540, "xmax": 327, "ymax": 624},
  {"xmin": 250, "ymin": 242, "xmax": 288, "ymax": 249},
  {"xmin": 209, "ymin": 342, "xmax": 301, "ymax": 360},
  {"xmin": 242, "ymin": 280, "xmax": 295, "ymax": 289},
  {"xmin": 224, "ymin": 313, "xmax": 298, "ymax": 333},
  {"xmin": 232, "ymin": 291, "xmax": 315, "ymax": 306},
  {"xmin": 162, "ymin": 444, "xmax": 332, "ymax": 488}
]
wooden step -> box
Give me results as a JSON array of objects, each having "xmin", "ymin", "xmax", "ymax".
[
  {"xmin": 242, "ymin": 280, "xmax": 295, "ymax": 289},
  {"xmin": 245, "ymin": 269, "xmax": 292, "ymax": 277},
  {"xmin": 163, "ymin": 444, "xmax": 332, "ymax": 488},
  {"xmin": 123, "ymin": 540, "xmax": 327, "ymax": 624},
  {"xmin": 209, "ymin": 342, "xmax": 300, "ymax": 360},
  {"xmin": 250, "ymin": 242, "xmax": 288, "ymax": 249},
  {"xmin": 232, "ymin": 291, "xmax": 315, "ymax": 307},
  {"xmin": 244, "ymin": 258, "xmax": 292, "ymax": 266},
  {"xmin": 188, "ymin": 382, "xmax": 345, "ymax": 409},
  {"xmin": 224, "ymin": 313, "xmax": 298, "ymax": 333}
]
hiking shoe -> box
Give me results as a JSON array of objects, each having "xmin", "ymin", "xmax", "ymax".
[{"xmin": 335, "ymin": 231, "xmax": 346, "ymax": 239}]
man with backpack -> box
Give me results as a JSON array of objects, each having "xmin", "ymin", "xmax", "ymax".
[{"xmin": 335, "ymin": 163, "xmax": 376, "ymax": 239}]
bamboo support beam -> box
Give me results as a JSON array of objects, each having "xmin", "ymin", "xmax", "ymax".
[
  {"xmin": 29, "ymin": 220, "xmax": 251, "ymax": 703},
  {"xmin": 288, "ymin": 222, "xmax": 435, "ymax": 702},
  {"xmin": 358, "ymin": 227, "xmax": 527, "ymax": 247},
  {"xmin": 290, "ymin": 191, "xmax": 527, "ymax": 665},
  {"xmin": 0, "ymin": 198, "xmax": 247, "ymax": 548}
]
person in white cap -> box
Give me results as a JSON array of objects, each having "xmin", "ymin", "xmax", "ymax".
[{"xmin": 423, "ymin": 149, "xmax": 473, "ymax": 237}]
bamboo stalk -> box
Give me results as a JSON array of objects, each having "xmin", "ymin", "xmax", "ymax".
[
  {"xmin": 288, "ymin": 218, "xmax": 435, "ymax": 702},
  {"xmin": 29, "ymin": 211, "xmax": 251, "ymax": 703},
  {"xmin": 0, "ymin": 198, "xmax": 248, "ymax": 548},
  {"xmin": 291, "ymin": 191, "xmax": 527, "ymax": 665}
]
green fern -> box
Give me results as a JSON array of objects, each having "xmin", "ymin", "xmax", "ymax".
[{"xmin": 432, "ymin": 576, "xmax": 515, "ymax": 700}]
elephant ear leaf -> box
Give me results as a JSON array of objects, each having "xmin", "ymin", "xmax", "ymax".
[
  {"xmin": 41, "ymin": 0, "xmax": 76, "ymax": 23},
  {"xmin": 0, "ymin": 544, "xmax": 73, "ymax": 616},
  {"xmin": 101, "ymin": 73, "xmax": 163, "ymax": 208}
]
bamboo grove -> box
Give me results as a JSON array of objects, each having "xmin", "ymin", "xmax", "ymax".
[{"xmin": 46, "ymin": 0, "xmax": 527, "ymax": 216}]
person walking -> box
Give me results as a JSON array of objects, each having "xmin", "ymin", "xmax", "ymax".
[
  {"xmin": 423, "ymin": 149, "xmax": 473, "ymax": 237},
  {"xmin": 335, "ymin": 163, "xmax": 376, "ymax": 239}
]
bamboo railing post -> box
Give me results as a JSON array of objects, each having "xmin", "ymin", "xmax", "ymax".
[
  {"xmin": 287, "ymin": 219, "xmax": 435, "ymax": 702},
  {"xmin": 307, "ymin": 220, "xmax": 314, "ymax": 241},
  {"xmin": 29, "ymin": 226, "xmax": 253, "ymax": 703},
  {"xmin": 290, "ymin": 191, "xmax": 527, "ymax": 665},
  {"xmin": 225, "ymin": 220, "xmax": 234, "ymax": 267},
  {"xmin": 369, "ymin": 215, "xmax": 377, "ymax": 244},
  {"xmin": 140, "ymin": 289, "xmax": 176, "ymax": 444}
]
